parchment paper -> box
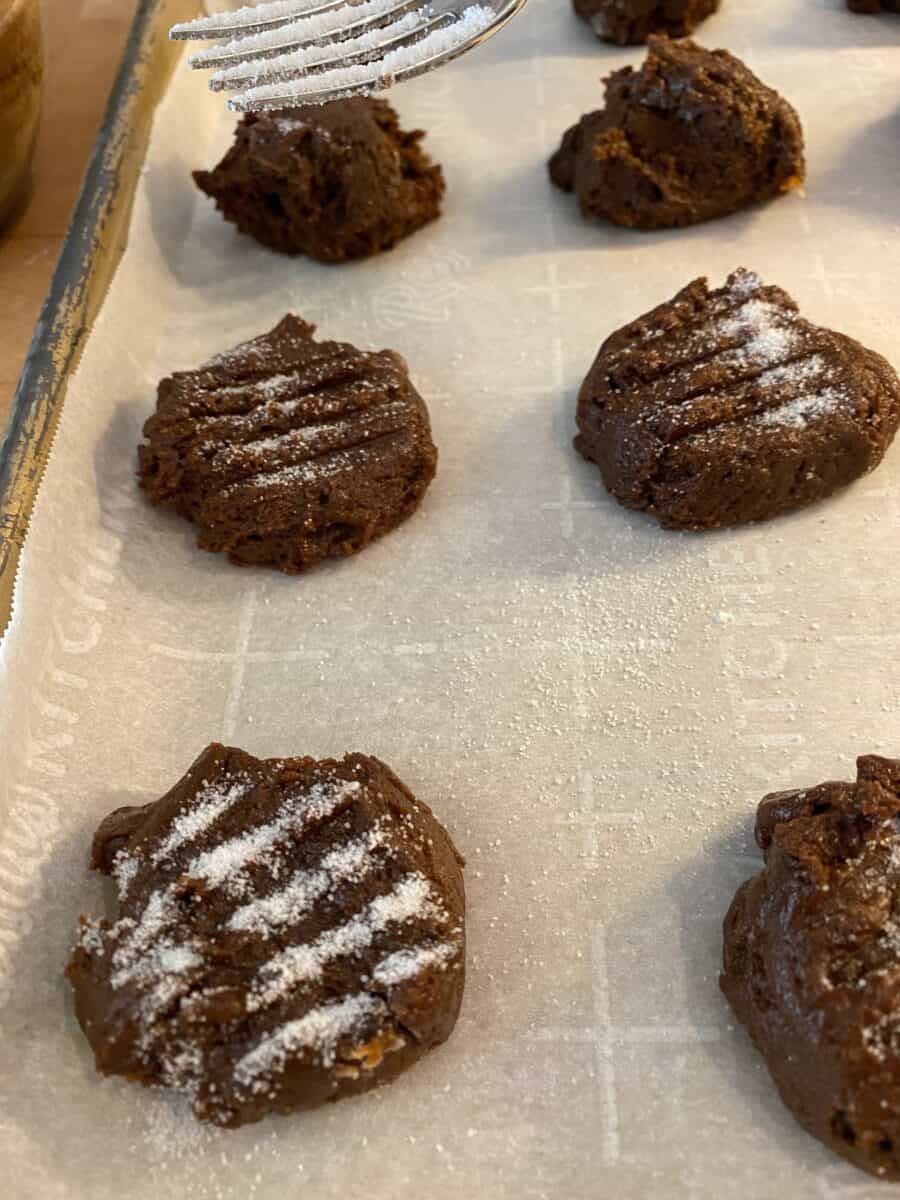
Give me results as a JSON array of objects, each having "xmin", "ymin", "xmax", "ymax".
[{"xmin": 1, "ymin": 1, "xmax": 899, "ymax": 1195}]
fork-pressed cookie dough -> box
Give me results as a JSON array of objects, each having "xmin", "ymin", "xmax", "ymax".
[
  {"xmin": 137, "ymin": 315, "xmax": 437, "ymax": 573},
  {"xmin": 66, "ymin": 743, "xmax": 466, "ymax": 1128},
  {"xmin": 574, "ymin": 269, "xmax": 900, "ymax": 529}
]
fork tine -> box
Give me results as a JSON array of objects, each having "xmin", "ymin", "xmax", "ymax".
[
  {"xmin": 170, "ymin": 0, "xmax": 335, "ymax": 41},
  {"xmin": 228, "ymin": 3, "xmax": 496, "ymax": 110},
  {"xmin": 209, "ymin": 11, "xmax": 437, "ymax": 92},
  {"xmin": 188, "ymin": 0, "xmax": 419, "ymax": 72}
]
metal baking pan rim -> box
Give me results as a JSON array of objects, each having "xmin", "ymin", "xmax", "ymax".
[{"xmin": 0, "ymin": 0, "xmax": 195, "ymax": 642}]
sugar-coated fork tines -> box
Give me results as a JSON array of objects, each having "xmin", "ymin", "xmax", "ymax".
[
  {"xmin": 208, "ymin": 11, "xmax": 447, "ymax": 91},
  {"xmin": 171, "ymin": 0, "xmax": 526, "ymax": 109},
  {"xmin": 187, "ymin": 0, "xmax": 419, "ymax": 72},
  {"xmin": 170, "ymin": 0, "xmax": 347, "ymax": 41}
]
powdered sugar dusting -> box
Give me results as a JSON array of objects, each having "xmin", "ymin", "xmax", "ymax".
[
  {"xmin": 760, "ymin": 355, "xmax": 830, "ymax": 389},
  {"xmin": 186, "ymin": 778, "xmax": 361, "ymax": 896},
  {"xmin": 132, "ymin": 1093, "xmax": 215, "ymax": 1163},
  {"xmin": 229, "ymin": 6, "xmax": 496, "ymax": 108},
  {"xmin": 195, "ymin": 377, "xmax": 392, "ymax": 439},
  {"xmin": 862, "ymin": 1012, "xmax": 900, "ymax": 1064},
  {"xmin": 227, "ymin": 822, "xmax": 391, "ymax": 936},
  {"xmin": 110, "ymin": 886, "xmax": 178, "ymax": 985},
  {"xmin": 372, "ymin": 940, "xmax": 458, "ymax": 986},
  {"xmin": 77, "ymin": 919, "xmax": 106, "ymax": 955},
  {"xmin": 190, "ymin": 0, "xmax": 404, "ymax": 66},
  {"xmin": 226, "ymin": 448, "xmax": 357, "ymax": 492},
  {"xmin": 719, "ymin": 299, "xmax": 798, "ymax": 368},
  {"xmin": 112, "ymin": 850, "xmax": 141, "ymax": 899},
  {"xmin": 211, "ymin": 12, "xmax": 424, "ymax": 91},
  {"xmin": 272, "ymin": 114, "xmax": 309, "ymax": 134},
  {"xmin": 211, "ymin": 399, "xmax": 409, "ymax": 474},
  {"xmin": 79, "ymin": 891, "xmax": 203, "ymax": 1028},
  {"xmin": 67, "ymin": 754, "xmax": 460, "ymax": 1128},
  {"xmin": 202, "ymin": 339, "xmax": 271, "ymax": 371},
  {"xmin": 203, "ymin": 372, "xmax": 299, "ymax": 400},
  {"xmin": 197, "ymin": 391, "xmax": 326, "ymax": 434},
  {"xmin": 248, "ymin": 872, "xmax": 445, "ymax": 1010},
  {"xmin": 172, "ymin": 0, "xmax": 328, "ymax": 38},
  {"xmin": 157, "ymin": 944, "xmax": 204, "ymax": 975},
  {"xmin": 234, "ymin": 993, "xmax": 387, "ymax": 1087},
  {"xmin": 151, "ymin": 777, "xmax": 253, "ymax": 863},
  {"xmin": 756, "ymin": 387, "xmax": 850, "ymax": 429},
  {"xmin": 111, "ymin": 926, "xmax": 204, "ymax": 1025},
  {"xmin": 158, "ymin": 1044, "xmax": 205, "ymax": 1095},
  {"xmin": 728, "ymin": 269, "xmax": 763, "ymax": 299},
  {"xmin": 135, "ymin": 944, "xmax": 204, "ymax": 1021}
]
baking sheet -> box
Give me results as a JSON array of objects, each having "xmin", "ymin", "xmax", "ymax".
[{"xmin": 1, "ymin": 0, "xmax": 899, "ymax": 1195}]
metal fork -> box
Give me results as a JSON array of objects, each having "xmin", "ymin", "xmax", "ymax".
[{"xmin": 170, "ymin": 0, "xmax": 526, "ymax": 111}]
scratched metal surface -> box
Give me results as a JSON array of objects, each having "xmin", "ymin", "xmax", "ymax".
[
  {"xmin": 0, "ymin": 0, "xmax": 195, "ymax": 640},
  {"xmin": 0, "ymin": 1, "xmax": 899, "ymax": 1197}
]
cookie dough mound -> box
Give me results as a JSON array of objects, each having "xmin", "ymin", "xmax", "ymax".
[
  {"xmin": 848, "ymin": 0, "xmax": 899, "ymax": 12},
  {"xmin": 721, "ymin": 756, "xmax": 900, "ymax": 1180},
  {"xmin": 549, "ymin": 36, "xmax": 804, "ymax": 230},
  {"xmin": 137, "ymin": 315, "xmax": 437, "ymax": 573},
  {"xmin": 575, "ymin": 269, "xmax": 900, "ymax": 529},
  {"xmin": 574, "ymin": 0, "xmax": 719, "ymax": 45},
  {"xmin": 194, "ymin": 98, "xmax": 444, "ymax": 262},
  {"xmin": 66, "ymin": 743, "xmax": 466, "ymax": 1128}
]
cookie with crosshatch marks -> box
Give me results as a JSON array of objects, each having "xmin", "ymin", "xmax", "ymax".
[
  {"xmin": 65, "ymin": 743, "xmax": 466, "ymax": 1128},
  {"xmin": 137, "ymin": 315, "xmax": 437, "ymax": 573},
  {"xmin": 721, "ymin": 756, "xmax": 900, "ymax": 1180},
  {"xmin": 573, "ymin": 0, "xmax": 720, "ymax": 44},
  {"xmin": 574, "ymin": 269, "xmax": 900, "ymax": 529}
]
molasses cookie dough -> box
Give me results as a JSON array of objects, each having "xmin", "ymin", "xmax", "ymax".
[
  {"xmin": 194, "ymin": 98, "xmax": 444, "ymax": 262},
  {"xmin": 722, "ymin": 756, "xmax": 900, "ymax": 1180},
  {"xmin": 137, "ymin": 315, "xmax": 437, "ymax": 573},
  {"xmin": 66, "ymin": 744, "xmax": 466, "ymax": 1128},
  {"xmin": 573, "ymin": 0, "xmax": 719, "ymax": 45},
  {"xmin": 847, "ymin": 0, "xmax": 899, "ymax": 12},
  {"xmin": 575, "ymin": 269, "xmax": 900, "ymax": 529},
  {"xmin": 549, "ymin": 36, "xmax": 804, "ymax": 230}
]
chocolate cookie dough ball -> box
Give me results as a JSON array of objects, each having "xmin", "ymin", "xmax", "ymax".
[
  {"xmin": 137, "ymin": 315, "xmax": 437, "ymax": 573},
  {"xmin": 66, "ymin": 743, "xmax": 466, "ymax": 1128},
  {"xmin": 847, "ymin": 0, "xmax": 899, "ymax": 12},
  {"xmin": 194, "ymin": 98, "xmax": 444, "ymax": 262},
  {"xmin": 575, "ymin": 269, "xmax": 900, "ymax": 529},
  {"xmin": 722, "ymin": 756, "xmax": 900, "ymax": 1180},
  {"xmin": 574, "ymin": 0, "xmax": 720, "ymax": 45},
  {"xmin": 549, "ymin": 36, "xmax": 804, "ymax": 230}
]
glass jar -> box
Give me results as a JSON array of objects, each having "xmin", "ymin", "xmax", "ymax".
[{"xmin": 0, "ymin": 0, "xmax": 43, "ymax": 231}]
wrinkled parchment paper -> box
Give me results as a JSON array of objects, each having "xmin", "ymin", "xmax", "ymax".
[{"xmin": 1, "ymin": 1, "xmax": 899, "ymax": 1195}]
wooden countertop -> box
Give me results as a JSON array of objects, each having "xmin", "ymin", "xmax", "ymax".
[{"xmin": 0, "ymin": 0, "xmax": 140, "ymax": 426}]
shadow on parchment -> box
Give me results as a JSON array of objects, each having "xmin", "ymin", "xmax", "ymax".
[
  {"xmin": 0, "ymin": 786, "xmax": 339, "ymax": 1199},
  {"xmin": 0, "ymin": 792, "xmax": 223, "ymax": 1200},
  {"xmin": 142, "ymin": 148, "xmax": 312, "ymax": 308},
  {"xmin": 813, "ymin": 105, "xmax": 900, "ymax": 229},
  {"xmin": 473, "ymin": 154, "xmax": 795, "ymax": 261},
  {"xmin": 89, "ymin": 392, "xmax": 430, "ymax": 620},
  {"xmin": 661, "ymin": 816, "xmax": 850, "ymax": 1190},
  {"xmin": 463, "ymin": 378, "xmax": 863, "ymax": 587},
  {"xmin": 91, "ymin": 395, "xmax": 229, "ymax": 610}
]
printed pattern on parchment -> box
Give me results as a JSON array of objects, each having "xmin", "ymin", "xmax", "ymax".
[{"xmin": 1, "ymin": 1, "xmax": 900, "ymax": 1197}]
